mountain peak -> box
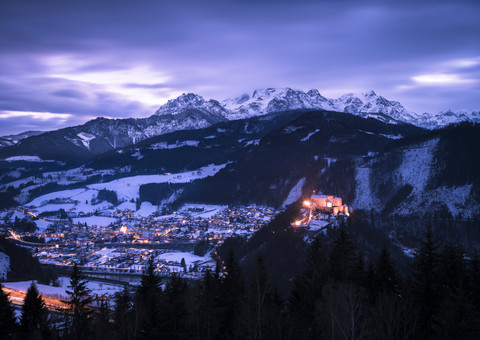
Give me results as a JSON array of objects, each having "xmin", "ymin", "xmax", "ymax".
[
  {"xmin": 363, "ymin": 90, "xmax": 377, "ymax": 98},
  {"xmin": 155, "ymin": 93, "xmax": 206, "ymax": 115}
]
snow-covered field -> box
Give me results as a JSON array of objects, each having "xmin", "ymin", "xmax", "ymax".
[
  {"xmin": 156, "ymin": 251, "xmax": 213, "ymax": 267},
  {"xmin": 24, "ymin": 163, "xmax": 229, "ymax": 220},
  {"xmin": 73, "ymin": 216, "xmax": 118, "ymax": 227},
  {"xmin": 87, "ymin": 163, "xmax": 229, "ymax": 201}
]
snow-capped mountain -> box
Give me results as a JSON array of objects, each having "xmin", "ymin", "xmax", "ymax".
[
  {"xmin": 224, "ymin": 88, "xmax": 480, "ymax": 128},
  {"xmin": 154, "ymin": 93, "xmax": 228, "ymax": 120},
  {"xmin": 415, "ymin": 109, "xmax": 480, "ymax": 130},
  {"xmin": 222, "ymin": 88, "xmax": 423, "ymax": 125},
  {"xmin": 0, "ymin": 130, "xmax": 43, "ymax": 147},
  {"xmin": 1, "ymin": 88, "xmax": 478, "ymax": 160}
]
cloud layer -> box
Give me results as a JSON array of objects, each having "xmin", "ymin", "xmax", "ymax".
[{"xmin": 0, "ymin": 0, "xmax": 479, "ymax": 135}]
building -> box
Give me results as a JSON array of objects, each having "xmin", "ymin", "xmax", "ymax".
[{"xmin": 309, "ymin": 195, "xmax": 349, "ymax": 215}]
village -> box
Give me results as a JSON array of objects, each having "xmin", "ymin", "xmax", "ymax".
[
  {"xmin": 0, "ymin": 203, "xmax": 278, "ymax": 280},
  {"xmin": 0, "ymin": 191, "xmax": 350, "ymax": 284}
]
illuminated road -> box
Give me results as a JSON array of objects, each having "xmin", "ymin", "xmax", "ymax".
[{"xmin": 2, "ymin": 286, "xmax": 69, "ymax": 312}]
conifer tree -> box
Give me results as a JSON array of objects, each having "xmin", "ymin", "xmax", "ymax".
[
  {"xmin": 218, "ymin": 249, "xmax": 244, "ymax": 340},
  {"xmin": 374, "ymin": 245, "xmax": 400, "ymax": 296},
  {"xmin": 135, "ymin": 255, "xmax": 162, "ymax": 339},
  {"xmin": 65, "ymin": 262, "xmax": 93, "ymax": 340},
  {"xmin": 246, "ymin": 254, "xmax": 282, "ymax": 340},
  {"xmin": 196, "ymin": 267, "xmax": 222, "ymax": 340},
  {"xmin": 411, "ymin": 227, "xmax": 440, "ymax": 340},
  {"xmin": 329, "ymin": 226, "xmax": 356, "ymax": 282},
  {"xmin": 21, "ymin": 281, "xmax": 49, "ymax": 339},
  {"xmin": 114, "ymin": 286, "xmax": 134, "ymax": 340},
  {"xmin": 159, "ymin": 274, "xmax": 189, "ymax": 339},
  {"xmin": 288, "ymin": 237, "xmax": 328, "ymax": 339},
  {"xmin": 0, "ymin": 283, "xmax": 16, "ymax": 340}
]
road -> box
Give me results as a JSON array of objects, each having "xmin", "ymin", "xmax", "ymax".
[{"xmin": 2, "ymin": 286, "xmax": 69, "ymax": 312}]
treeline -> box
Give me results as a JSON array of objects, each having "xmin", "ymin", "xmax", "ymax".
[
  {"xmin": 2, "ymin": 226, "xmax": 480, "ymax": 339},
  {"xmin": 0, "ymin": 237, "xmax": 56, "ymax": 283}
]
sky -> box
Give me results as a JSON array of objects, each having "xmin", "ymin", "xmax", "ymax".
[{"xmin": 0, "ymin": 0, "xmax": 479, "ymax": 135}]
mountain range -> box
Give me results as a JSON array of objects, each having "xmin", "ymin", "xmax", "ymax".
[{"xmin": 0, "ymin": 88, "xmax": 479, "ymax": 160}]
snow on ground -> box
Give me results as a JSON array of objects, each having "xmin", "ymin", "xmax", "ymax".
[
  {"xmin": 115, "ymin": 201, "xmax": 136, "ymax": 211},
  {"xmin": 0, "ymin": 252, "xmax": 10, "ymax": 280},
  {"xmin": 77, "ymin": 132, "xmax": 95, "ymax": 150},
  {"xmin": 352, "ymin": 166, "xmax": 382, "ymax": 211},
  {"xmin": 151, "ymin": 140, "xmax": 200, "ymax": 149},
  {"xmin": 281, "ymin": 177, "xmax": 306, "ymax": 209},
  {"xmin": 308, "ymin": 220, "xmax": 330, "ymax": 231},
  {"xmin": 3, "ymin": 278, "xmax": 124, "ymax": 300},
  {"xmin": 11, "ymin": 211, "xmax": 28, "ymax": 221},
  {"xmin": 27, "ymin": 189, "xmax": 87, "ymax": 207},
  {"xmin": 156, "ymin": 251, "xmax": 212, "ymax": 267},
  {"xmin": 88, "ymin": 163, "xmax": 229, "ymax": 201},
  {"xmin": 34, "ymin": 219, "xmax": 53, "ymax": 232},
  {"xmin": 380, "ymin": 133, "xmax": 403, "ymax": 139},
  {"xmin": 179, "ymin": 203, "xmax": 227, "ymax": 218},
  {"xmin": 396, "ymin": 138, "xmax": 439, "ymax": 193},
  {"xmin": 301, "ymin": 129, "xmax": 320, "ymax": 142},
  {"xmin": 73, "ymin": 216, "xmax": 118, "ymax": 227},
  {"xmin": 134, "ymin": 202, "xmax": 158, "ymax": 218},
  {"xmin": 3, "ymin": 156, "xmax": 53, "ymax": 162}
]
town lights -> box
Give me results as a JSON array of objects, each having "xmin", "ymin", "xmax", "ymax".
[{"xmin": 294, "ymin": 220, "xmax": 301, "ymax": 227}]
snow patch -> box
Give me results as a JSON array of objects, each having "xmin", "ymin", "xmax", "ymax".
[
  {"xmin": 301, "ymin": 129, "xmax": 320, "ymax": 142},
  {"xmin": 396, "ymin": 138, "xmax": 439, "ymax": 193},
  {"xmin": 77, "ymin": 132, "xmax": 96, "ymax": 150},
  {"xmin": 281, "ymin": 177, "xmax": 306, "ymax": 209},
  {"xmin": 134, "ymin": 202, "xmax": 158, "ymax": 218},
  {"xmin": 3, "ymin": 156, "xmax": 52, "ymax": 162}
]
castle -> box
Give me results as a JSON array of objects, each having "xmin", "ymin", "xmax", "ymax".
[{"xmin": 308, "ymin": 194, "xmax": 349, "ymax": 215}]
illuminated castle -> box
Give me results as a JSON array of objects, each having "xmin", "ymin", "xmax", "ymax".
[{"xmin": 308, "ymin": 194, "xmax": 349, "ymax": 215}]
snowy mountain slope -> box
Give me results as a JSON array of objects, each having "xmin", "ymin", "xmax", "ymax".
[
  {"xmin": 415, "ymin": 109, "xmax": 480, "ymax": 129},
  {"xmin": 0, "ymin": 130, "xmax": 43, "ymax": 147},
  {"xmin": 0, "ymin": 88, "xmax": 477, "ymax": 161},
  {"xmin": 222, "ymin": 88, "xmax": 419, "ymax": 124}
]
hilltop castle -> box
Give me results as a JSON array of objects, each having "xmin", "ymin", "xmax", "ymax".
[{"xmin": 309, "ymin": 194, "xmax": 350, "ymax": 215}]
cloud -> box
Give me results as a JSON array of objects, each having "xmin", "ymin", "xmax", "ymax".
[
  {"xmin": 412, "ymin": 74, "xmax": 477, "ymax": 86},
  {"xmin": 0, "ymin": 0, "xmax": 479, "ymax": 133}
]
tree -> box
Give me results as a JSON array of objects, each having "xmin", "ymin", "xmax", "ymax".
[
  {"xmin": 0, "ymin": 283, "xmax": 16, "ymax": 340},
  {"xmin": 374, "ymin": 246, "xmax": 400, "ymax": 297},
  {"xmin": 217, "ymin": 249, "xmax": 245, "ymax": 340},
  {"xmin": 180, "ymin": 257, "xmax": 187, "ymax": 272},
  {"xmin": 288, "ymin": 237, "xmax": 329, "ymax": 339},
  {"xmin": 114, "ymin": 286, "xmax": 134, "ymax": 340},
  {"xmin": 329, "ymin": 226, "xmax": 357, "ymax": 282},
  {"xmin": 135, "ymin": 256, "xmax": 162, "ymax": 339},
  {"xmin": 21, "ymin": 281, "xmax": 50, "ymax": 339},
  {"xmin": 65, "ymin": 263, "xmax": 93, "ymax": 340},
  {"xmin": 159, "ymin": 274, "xmax": 189, "ymax": 339},
  {"xmin": 246, "ymin": 254, "xmax": 282, "ymax": 340},
  {"xmin": 195, "ymin": 267, "xmax": 222, "ymax": 340},
  {"xmin": 411, "ymin": 228, "xmax": 440, "ymax": 340}
]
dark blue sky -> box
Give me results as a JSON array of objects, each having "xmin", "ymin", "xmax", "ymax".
[{"xmin": 1, "ymin": 0, "xmax": 479, "ymax": 134}]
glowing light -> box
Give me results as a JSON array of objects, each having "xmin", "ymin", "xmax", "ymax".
[
  {"xmin": 294, "ymin": 220, "xmax": 301, "ymax": 226},
  {"xmin": 303, "ymin": 200, "xmax": 311, "ymax": 207},
  {"xmin": 120, "ymin": 225, "xmax": 128, "ymax": 234}
]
